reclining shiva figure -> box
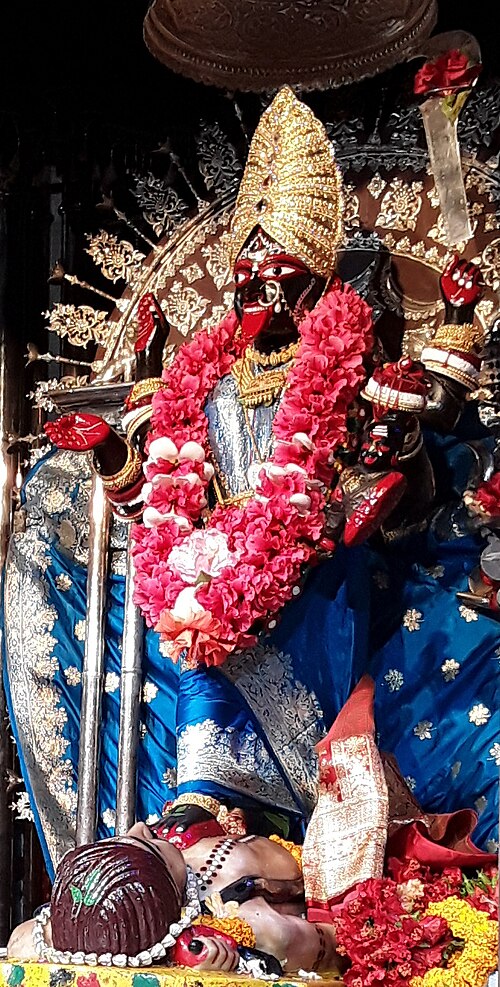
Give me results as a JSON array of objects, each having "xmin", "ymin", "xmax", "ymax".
[{"xmin": 7, "ymin": 679, "xmax": 496, "ymax": 976}]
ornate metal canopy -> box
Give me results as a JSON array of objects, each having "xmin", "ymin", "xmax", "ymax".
[{"xmin": 143, "ymin": 0, "xmax": 437, "ymax": 91}]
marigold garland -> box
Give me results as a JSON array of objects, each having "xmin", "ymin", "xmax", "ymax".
[
  {"xmin": 409, "ymin": 897, "xmax": 498, "ymax": 987},
  {"xmin": 269, "ymin": 834, "xmax": 303, "ymax": 873},
  {"xmin": 192, "ymin": 915, "xmax": 256, "ymax": 947},
  {"xmin": 131, "ymin": 284, "xmax": 373, "ymax": 667}
]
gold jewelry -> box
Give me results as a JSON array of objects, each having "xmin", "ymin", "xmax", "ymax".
[
  {"xmin": 232, "ymin": 348, "xmax": 292, "ymax": 408},
  {"xmin": 126, "ymin": 404, "xmax": 153, "ymax": 443},
  {"xmin": 431, "ymin": 323, "xmax": 483, "ymax": 354},
  {"xmin": 171, "ymin": 793, "xmax": 221, "ymax": 818},
  {"xmin": 229, "ymin": 87, "xmax": 343, "ymax": 278},
  {"xmin": 249, "ymin": 340, "xmax": 299, "ymax": 368},
  {"xmin": 98, "ymin": 444, "xmax": 143, "ymax": 491},
  {"xmin": 424, "ymin": 361, "xmax": 477, "ymax": 390},
  {"xmin": 127, "ymin": 376, "xmax": 166, "ymax": 408}
]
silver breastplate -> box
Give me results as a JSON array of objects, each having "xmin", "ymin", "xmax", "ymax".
[{"xmin": 205, "ymin": 372, "xmax": 280, "ymax": 499}]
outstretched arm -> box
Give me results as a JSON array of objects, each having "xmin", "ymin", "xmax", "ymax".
[
  {"xmin": 188, "ymin": 899, "xmax": 343, "ymax": 975},
  {"xmin": 239, "ymin": 899, "xmax": 342, "ymax": 974}
]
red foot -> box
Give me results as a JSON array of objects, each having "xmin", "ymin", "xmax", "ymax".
[{"xmin": 343, "ymin": 471, "xmax": 407, "ymax": 548}]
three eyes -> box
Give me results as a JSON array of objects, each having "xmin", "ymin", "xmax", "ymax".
[{"xmin": 234, "ymin": 263, "xmax": 303, "ymax": 286}]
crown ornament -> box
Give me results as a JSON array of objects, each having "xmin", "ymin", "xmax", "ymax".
[{"xmin": 230, "ymin": 87, "xmax": 343, "ymax": 278}]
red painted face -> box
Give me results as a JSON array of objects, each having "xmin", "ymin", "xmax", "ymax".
[{"xmin": 233, "ymin": 229, "xmax": 323, "ymax": 346}]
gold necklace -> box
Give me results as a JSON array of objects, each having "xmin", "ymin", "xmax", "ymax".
[
  {"xmin": 249, "ymin": 340, "xmax": 299, "ymax": 368},
  {"xmin": 231, "ymin": 345, "xmax": 297, "ymax": 408}
]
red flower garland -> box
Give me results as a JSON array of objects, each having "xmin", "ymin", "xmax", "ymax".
[
  {"xmin": 335, "ymin": 877, "xmax": 452, "ymax": 987},
  {"xmin": 131, "ymin": 283, "xmax": 373, "ymax": 667},
  {"xmin": 335, "ymin": 866, "xmax": 498, "ymax": 987}
]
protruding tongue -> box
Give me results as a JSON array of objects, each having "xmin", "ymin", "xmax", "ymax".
[{"xmin": 240, "ymin": 304, "xmax": 273, "ymax": 344}]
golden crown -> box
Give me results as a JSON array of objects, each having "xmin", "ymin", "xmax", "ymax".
[
  {"xmin": 431, "ymin": 322, "xmax": 484, "ymax": 354},
  {"xmin": 229, "ymin": 87, "xmax": 344, "ymax": 278}
]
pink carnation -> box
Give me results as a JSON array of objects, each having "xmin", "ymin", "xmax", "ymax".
[{"xmin": 132, "ymin": 284, "xmax": 373, "ymax": 666}]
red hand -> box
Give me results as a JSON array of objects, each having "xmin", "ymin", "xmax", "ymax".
[
  {"xmin": 136, "ymin": 293, "xmax": 168, "ymax": 353},
  {"xmin": 45, "ymin": 413, "xmax": 110, "ymax": 452},
  {"xmin": 440, "ymin": 255, "xmax": 484, "ymax": 308},
  {"xmin": 171, "ymin": 926, "xmax": 238, "ymax": 967}
]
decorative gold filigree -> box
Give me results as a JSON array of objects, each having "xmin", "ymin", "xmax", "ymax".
[
  {"xmin": 230, "ymin": 87, "xmax": 343, "ymax": 277},
  {"xmin": 180, "ymin": 262, "xmax": 204, "ymax": 284},
  {"xmin": 44, "ymin": 304, "xmax": 111, "ymax": 348},
  {"xmin": 367, "ymin": 174, "xmax": 386, "ymax": 200},
  {"xmin": 375, "ymin": 178, "xmax": 423, "ymax": 232},
  {"xmin": 86, "ymin": 231, "xmax": 146, "ymax": 285},
  {"xmin": 343, "ymin": 184, "xmax": 360, "ymax": 230},
  {"xmin": 201, "ymin": 241, "xmax": 232, "ymax": 289},
  {"xmin": 161, "ymin": 280, "xmax": 210, "ymax": 335},
  {"xmin": 481, "ymin": 238, "xmax": 500, "ymax": 291}
]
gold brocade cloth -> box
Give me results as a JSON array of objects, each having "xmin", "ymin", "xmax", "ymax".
[{"xmin": 302, "ymin": 735, "xmax": 388, "ymax": 908}]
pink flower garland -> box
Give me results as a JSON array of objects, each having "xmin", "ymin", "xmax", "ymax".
[{"xmin": 131, "ymin": 283, "xmax": 373, "ymax": 667}]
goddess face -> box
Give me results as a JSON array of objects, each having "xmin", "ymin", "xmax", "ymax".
[
  {"xmin": 233, "ymin": 227, "xmax": 325, "ymax": 350},
  {"xmin": 359, "ymin": 412, "xmax": 412, "ymax": 471}
]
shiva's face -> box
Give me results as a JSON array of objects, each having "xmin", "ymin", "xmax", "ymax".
[
  {"xmin": 233, "ymin": 227, "xmax": 325, "ymax": 347},
  {"xmin": 127, "ymin": 822, "xmax": 187, "ymax": 893}
]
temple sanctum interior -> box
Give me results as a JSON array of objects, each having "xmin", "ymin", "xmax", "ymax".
[{"xmin": 0, "ymin": 3, "xmax": 498, "ymax": 986}]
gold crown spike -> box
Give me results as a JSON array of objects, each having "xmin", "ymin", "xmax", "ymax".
[
  {"xmin": 230, "ymin": 87, "xmax": 344, "ymax": 278},
  {"xmin": 431, "ymin": 322, "xmax": 484, "ymax": 354}
]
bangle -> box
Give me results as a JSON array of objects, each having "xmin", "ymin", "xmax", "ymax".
[
  {"xmin": 125, "ymin": 404, "xmax": 154, "ymax": 444},
  {"xmin": 171, "ymin": 793, "xmax": 221, "ymax": 818},
  {"xmin": 98, "ymin": 444, "xmax": 143, "ymax": 492},
  {"xmin": 431, "ymin": 323, "xmax": 483, "ymax": 353},
  {"xmin": 126, "ymin": 377, "xmax": 166, "ymax": 410}
]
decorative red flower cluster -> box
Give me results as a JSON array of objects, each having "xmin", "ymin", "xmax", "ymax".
[
  {"xmin": 414, "ymin": 49, "xmax": 481, "ymax": 96},
  {"xmin": 131, "ymin": 284, "xmax": 372, "ymax": 667},
  {"xmin": 335, "ymin": 877, "xmax": 452, "ymax": 987},
  {"xmin": 387, "ymin": 858, "xmax": 463, "ymax": 907}
]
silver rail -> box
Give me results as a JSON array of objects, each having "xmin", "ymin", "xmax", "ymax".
[
  {"xmin": 115, "ymin": 535, "xmax": 143, "ymax": 834},
  {"xmin": 75, "ymin": 472, "xmax": 111, "ymax": 845}
]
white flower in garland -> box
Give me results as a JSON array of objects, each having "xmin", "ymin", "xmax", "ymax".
[{"xmin": 167, "ymin": 529, "xmax": 241, "ymax": 585}]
